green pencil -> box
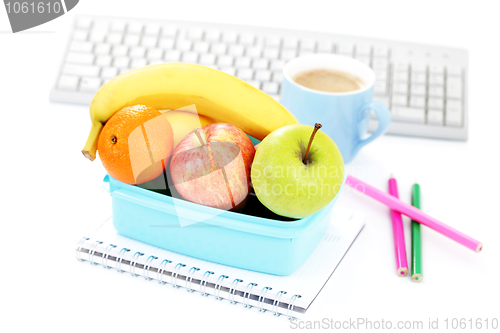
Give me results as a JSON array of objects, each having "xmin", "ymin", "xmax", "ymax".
[{"xmin": 411, "ymin": 183, "xmax": 423, "ymax": 282}]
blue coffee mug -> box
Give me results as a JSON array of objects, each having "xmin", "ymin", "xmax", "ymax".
[{"xmin": 281, "ymin": 54, "xmax": 391, "ymax": 163}]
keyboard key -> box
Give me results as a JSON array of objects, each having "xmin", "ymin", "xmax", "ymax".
[
  {"xmin": 164, "ymin": 50, "xmax": 181, "ymax": 62},
  {"xmin": 374, "ymin": 69, "xmax": 387, "ymax": 82},
  {"xmin": 263, "ymin": 47, "xmax": 280, "ymax": 59},
  {"xmin": 222, "ymin": 31, "xmax": 238, "ymax": 43},
  {"xmin": 101, "ymin": 67, "xmax": 119, "ymax": 79},
  {"xmin": 211, "ymin": 43, "xmax": 227, "ymax": 55},
  {"xmin": 217, "ymin": 55, "xmax": 234, "ymax": 67},
  {"xmin": 192, "ymin": 41, "xmax": 209, "ymax": 53},
  {"xmin": 393, "ymin": 72, "xmax": 408, "ymax": 83},
  {"xmin": 411, "ymin": 63, "xmax": 427, "ymax": 73},
  {"xmin": 107, "ymin": 33, "xmax": 123, "ymax": 45},
  {"xmin": 298, "ymin": 49, "xmax": 315, "ymax": 57},
  {"xmin": 188, "ymin": 28, "xmax": 204, "ymax": 40},
  {"xmin": 80, "ymin": 77, "xmax": 101, "ymax": 92},
  {"xmin": 199, "ymin": 54, "xmax": 216, "ymax": 66},
  {"xmin": 280, "ymin": 49, "xmax": 297, "ymax": 61},
  {"xmin": 130, "ymin": 58, "xmax": 148, "ymax": 69},
  {"xmin": 270, "ymin": 60, "xmax": 286, "ymax": 71},
  {"xmin": 447, "ymin": 65, "xmax": 462, "ymax": 77},
  {"xmin": 235, "ymin": 57, "xmax": 251, "ymax": 68},
  {"xmin": 119, "ymin": 68, "xmax": 130, "ymax": 75},
  {"xmin": 141, "ymin": 36, "xmax": 158, "ymax": 48},
  {"xmin": 392, "ymin": 94, "xmax": 407, "ymax": 106},
  {"xmin": 114, "ymin": 57, "xmax": 130, "ymax": 69},
  {"xmin": 73, "ymin": 30, "xmax": 88, "ymax": 41},
  {"xmin": 148, "ymin": 60, "xmax": 164, "ymax": 66},
  {"xmin": 300, "ymin": 39, "xmax": 316, "ymax": 51},
  {"xmin": 161, "ymin": 25, "xmax": 178, "ymax": 37},
  {"xmin": 177, "ymin": 40, "xmax": 192, "ymax": 51},
  {"xmin": 392, "ymin": 106, "xmax": 425, "ymax": 123},
  {"xmin": 128, "ymin": 22, "xmax": 143, "ymax": 34},
  {"xmin": 338, "ymin": 43, "xmax": 354, "ymax": 56},
  {"xmin": 246, "ymin": 46, "xmax": 262, "ymax": 58},
  {"xmin": 411, "ymin": 73, "xmax": 426, "ymax": 84},
  {"xmin": 245, "ymin": 80, "xmax": 261, "ymax": 89},
  {"xmin": 374, "ymin": 82, "xmax": 387, "ymax": 95},
  {"xmin": 372, "ymin": 59, "xmax": 388, "ymax": 71},
  {"xmin": 147, "ymin": 48, "xmax": 163, "ymax": 60},
  {"xmin": 429, "ymin": 64, "xmax": 444, "ymax": 75},
  {"xmin": 262, "ymin": 82, "xmax": 279, "ymax": 94},
  {"xmin": 63, "ymin": 64, "xmax": 100, "ymax": 77},
  {"xmin": 111, "ymin": 21, "xmax": 126, "ymax": 32},
  {"xmin": 58, "ymin": 75, "xmax": 79, "ymax": 90},
  {"xmin": 220, "ymin": 67, "xmax": 236, "ymax": 76},
  {"xmin": 272, "ymin": 71, "xmax": 283, "ymax": 83},
  {"xmin": 446, "ymin": 99, "xmax": 462, "ymax": 126},
  {"xmin": 70, "ymin": 41, "xmax": 93, "ymax": 53},
  {"xmin": 447, "ymin": 77, "xmax": 462, "ymax": 99},
  {"xmin": 373, "ymin": 46, "xmax": 389, "ymax": 58},
  {"xmin": 317, "ymin": 41, "xmax": 333, "ymax": 53},
  {"xmin": 130, "ymin": 47, "xmax": 146, "ymax": 58},
  {"xmin": 112, "ymin": 45, "xmax": 128, "ymax": 57},
  {"xmin": 96, "ymin": 55, "xmax": 112, "ymax": 67},
  {"xmin": 253, "ymin": 58, "xmax": 269, "ymax": 70},
  {"xmin": 428, "ymin": 86, "xmax": 444, "ymax": 98},
  {"xmin": 266, "ymin": 36, "xmax": 281, "ymax": 47},
  {"xmin": 427, "ymin": 110, "xmax": 444, "ymax": 125},
  {"xmin": 429, "ymin": 74, "xmax": 444, "ymax": 86},
  {"xmin": 237, "ymin": 68, "xmax": 253, "ymax": 80},
  {"xmin": 95, "ymin": 43, "xmax": 111, "ymax": 55},
  {"xmin": 145, "ymin": 23, "xmax": 161, "ymax": 35},
  {"xmin": 228, "ymin": 44, "xmax": 245, "ymax": 56},
  {"xmin": 205, "ymin": 30, "xmax": 221, "ymax": 42},
  {"xmin": 67, "ymin": 52, "xmax": 94, "ymax": 65},
  {"xmin": 124, "ymin": 34, "xmax": 140, "ymax": 46},
  {"xmin": 411, "ymin": 84, "xmax": 426, "ymax": 96},
  {"xmin": 159, "ymin": 38, "xmax": 175, "ymax": 49},
  {"xmin": 283, "ymin": 37, "xmax": 298, "ymax": 49},
  {"xmin": 239, "ymin": 33, "xmax": 255, "ymax": 45},
  {"xmin": 356, "ymin": 44, "xmax": 371, "ymax": 56},
  {"xmin": 428, "ymin": 97, "xmax": 444, "ymax": 110},
  {"xmin": 89, "ymin": 31, "xmax": 106, "ymax": 43},
  {"xmin": 182, "ymin": 52, "xmax": 199, "ymax": 63},
  {"xmin": 410, "ymin": 96, "xmax": 425, "ymax": 108},
  {"xmin": 76, "ymin": 17, "xmax": 92, "ymax": 30},
  {"xmin": 393, "ymin": 83, "xmax": 408, "ymax": 95},
  {"xmin": 255, "ymin": 70, "xmax": 271, "ymax": 81},
  {"xmin": 394, "ymin": 62, "xmax": 409, "ymax": 72},
  {"xmin": 92, "ymin": 21, "xmax": 109, "ymax": 32}
]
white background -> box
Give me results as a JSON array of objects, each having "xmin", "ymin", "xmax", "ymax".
[{"xmin": 1, "ymin": 0, "xmax": 499, "ymax": 332}]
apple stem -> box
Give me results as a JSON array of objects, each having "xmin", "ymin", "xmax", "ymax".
[
  {"xmin": 303, "ymin": 123, "xmax": 322, "ymax": 164},
  {"xmin": 193, "ymin": 128, "xmax": 205, "ymax": 146}
]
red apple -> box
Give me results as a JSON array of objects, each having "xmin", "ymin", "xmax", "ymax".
[{"xmin": 169, "ymin": 123, "xmax": 255, "ymax": 210}]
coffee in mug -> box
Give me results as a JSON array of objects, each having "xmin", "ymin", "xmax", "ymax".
[{"xmin": 293, "ymin": 69, "xmax": 365, "ymax": 93}]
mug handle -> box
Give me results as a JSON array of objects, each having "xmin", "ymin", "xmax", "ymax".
[{"xmin": 352, "ymin": 101, "xmax": 391, "ymax": 156}]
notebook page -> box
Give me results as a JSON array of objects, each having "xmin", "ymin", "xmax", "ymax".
[{"xmin": 77, "ymin": 207, "xmax": 365, "ymax": 314}]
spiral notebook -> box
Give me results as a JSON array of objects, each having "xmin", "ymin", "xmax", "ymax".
[{"xmin": 76, "ymin": 207, "xmax": 365, "ymax": 318}]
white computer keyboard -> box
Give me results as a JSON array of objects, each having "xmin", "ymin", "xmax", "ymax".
[{"xmin": 50, "ymin": 15, "xmax": 468, "ymax": 140}]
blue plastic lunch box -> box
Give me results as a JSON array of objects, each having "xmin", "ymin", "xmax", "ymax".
[{"xmin": 104, "ymin": 174, "xmax": 344, "ymax": 275}]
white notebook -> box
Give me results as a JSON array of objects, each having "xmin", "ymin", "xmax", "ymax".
[{"xmin": 76, "ymin": 207, "xmax": 365, "ymax": 318}]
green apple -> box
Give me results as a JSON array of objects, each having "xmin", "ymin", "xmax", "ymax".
[{"xmin": 250, "ymin": 124, "xmax": 344, "ymax": 218}]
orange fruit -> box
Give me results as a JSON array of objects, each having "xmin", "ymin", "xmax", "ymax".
[{"xmin": 98, "ymin": 105, "xmax": 174, "ymax": 185}]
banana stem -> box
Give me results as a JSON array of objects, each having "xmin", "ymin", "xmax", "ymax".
[{"xmin": 82, "ymin": 122, "xmax": 104, "ymax": 161}]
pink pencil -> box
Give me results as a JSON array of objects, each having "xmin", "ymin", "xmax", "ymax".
[
  {"xmin": 388, "ymin": 176, "xmax": 408, "ymax": 277},
  {"xmin": 346, "ymin": 175, "xmax": 483, "ymax": 253}
]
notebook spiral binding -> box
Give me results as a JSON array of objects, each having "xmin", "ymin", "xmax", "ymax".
[{"xmin": 76, "ymin": 237, "xmax": 302, "ymax": 319}]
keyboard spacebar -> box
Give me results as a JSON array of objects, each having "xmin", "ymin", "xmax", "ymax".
[{"xmin": 391, "ymin": 106, "xmax": 425, "ymax": 123}]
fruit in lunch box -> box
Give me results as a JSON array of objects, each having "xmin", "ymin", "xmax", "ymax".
[
  {"xmin": 82, "ymin": 63, "xmax": 298, "ymax": 161},
  {"xmin": 98, "ymin": 105, "xmax": 174, "ymax": 185},
  {"xmin": 251, "ymin": 123, "xmax": 344, "ymax": 218},
  {"xmin": 170, "ymin": 123, "xmax": 255, "ymax": 211}
]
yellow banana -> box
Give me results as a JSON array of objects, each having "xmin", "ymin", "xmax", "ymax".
[
  {"xmin": 82, "ymin": 63, "xmax": 299, "ymax": 161},
  {"xmin": 161, "ymin": 110, "xmax": 215, "ymax": 148}
]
